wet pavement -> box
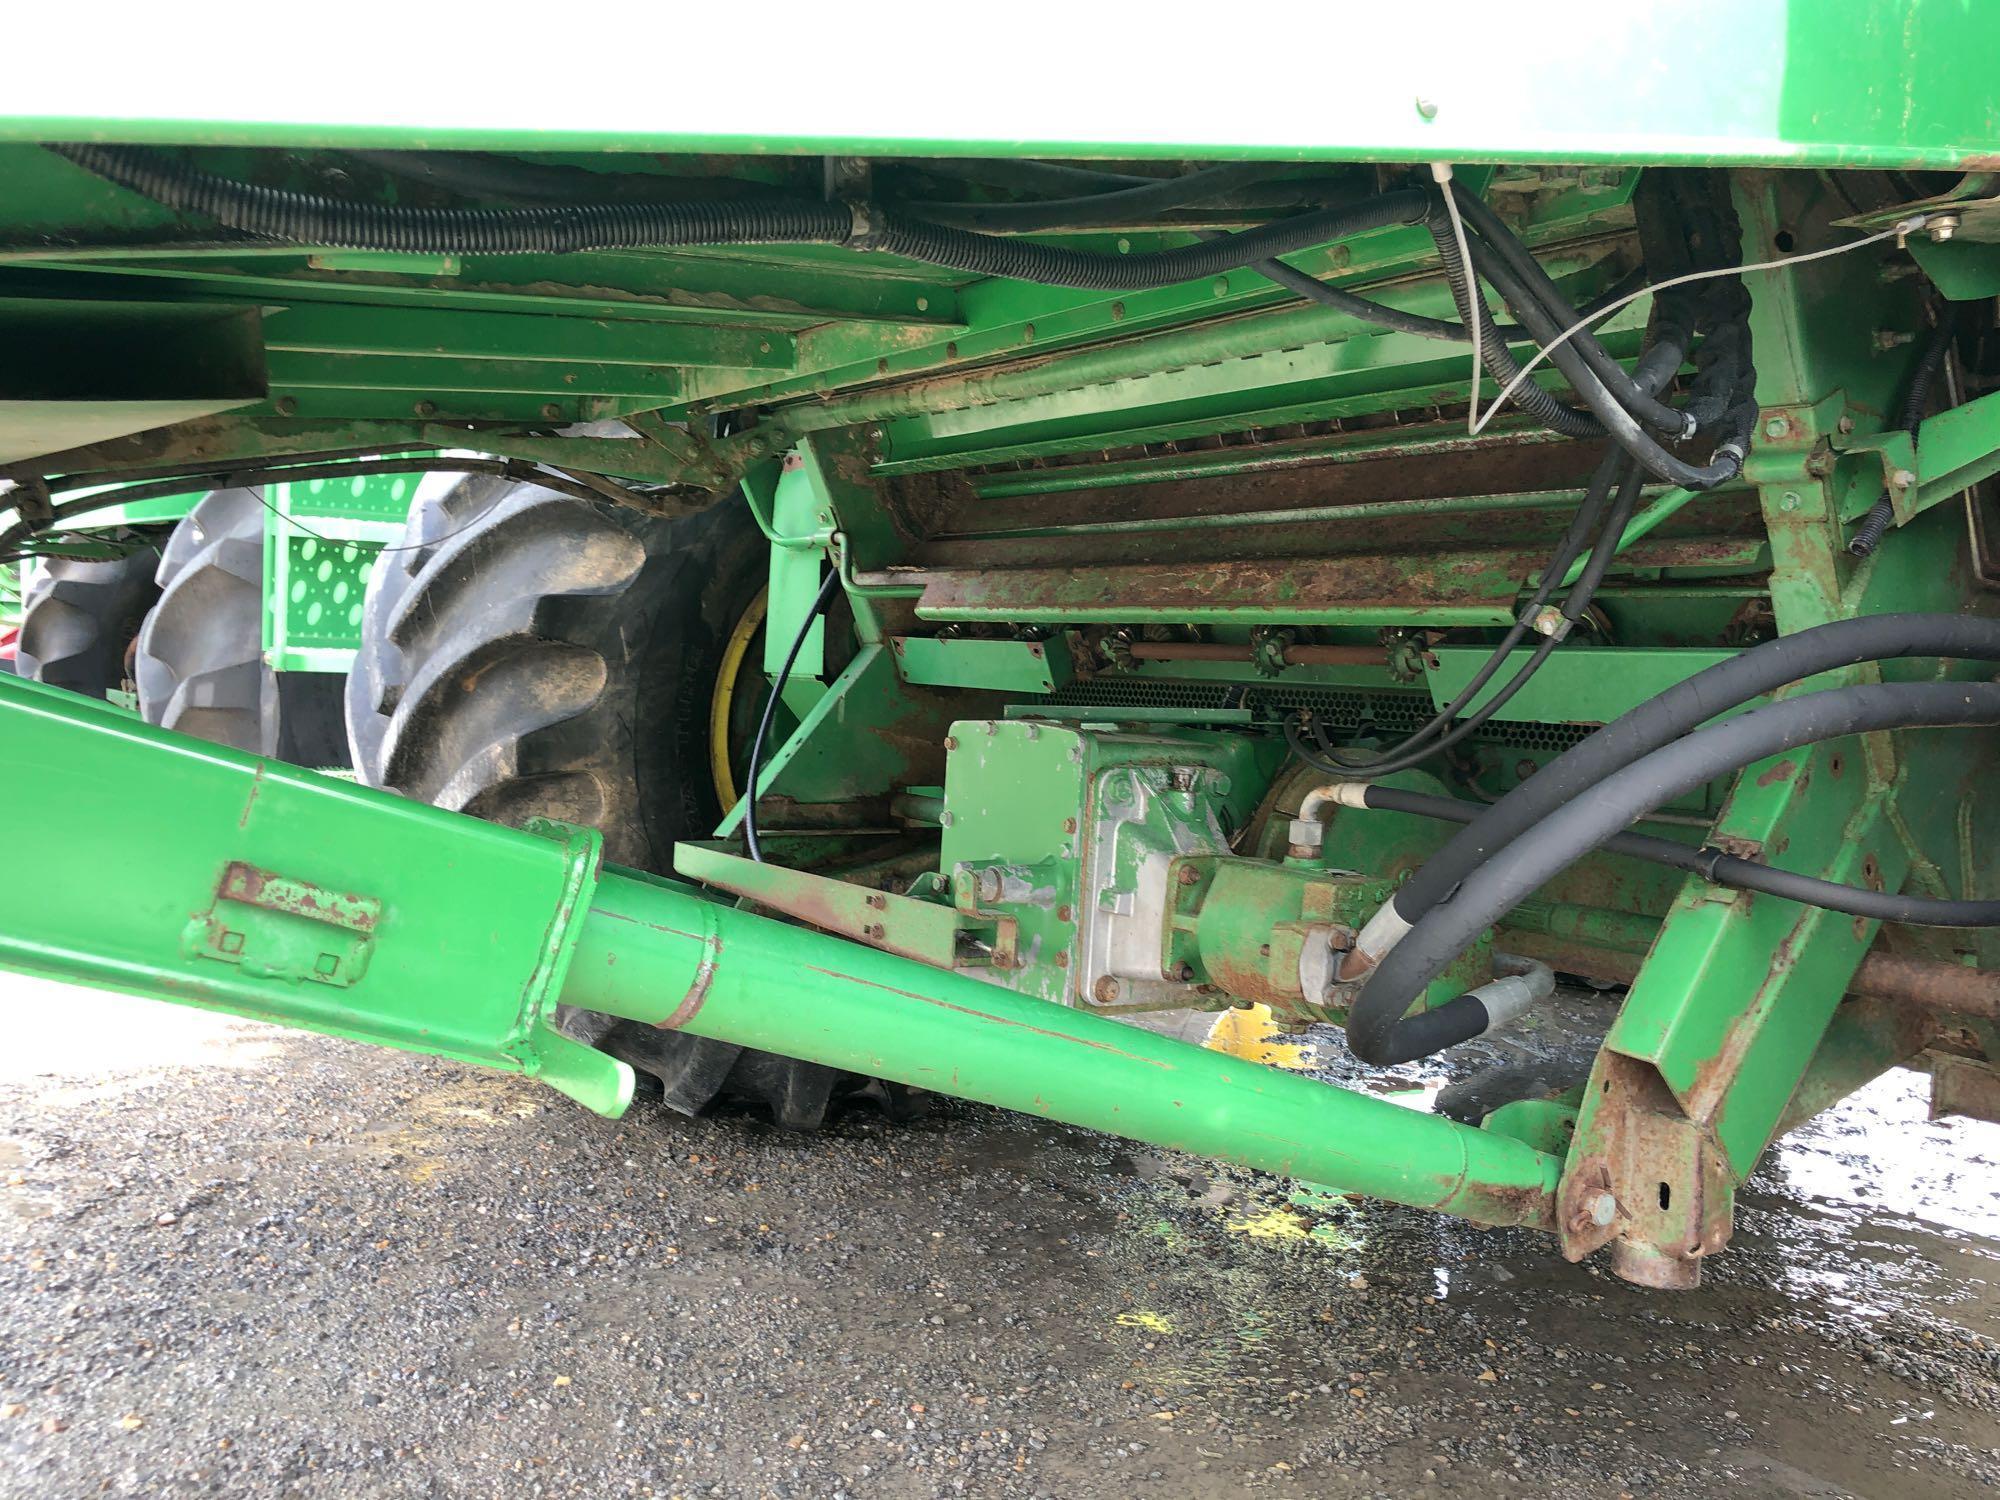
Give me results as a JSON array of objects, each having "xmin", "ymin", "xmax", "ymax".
[{"xmin": 0, "ymin": 975, "xmax": 1996, "ymax": 1498}]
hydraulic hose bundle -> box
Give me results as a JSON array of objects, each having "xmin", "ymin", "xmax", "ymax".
[
  {"xmin": 51, "ymin": 144, "xmax": 1755, "ymax": 491},
  {"xmin": 1282, "ymin": 171, "xmax": 1759, "ymax": 782},
  {"xmin": 45, "ymin": 143, "xmax": 1432, "ymax": 293},
  {"xmin": 1849, "ymin": 304, "xmax": 1960, "ymax": 557},
  {"xmin": 1323, "ymin": 613, "xmax": 2000, "ymax": 1067}
]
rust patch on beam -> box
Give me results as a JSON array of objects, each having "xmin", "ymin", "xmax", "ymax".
[
  {"xmin": 658, "ymin": 936, "xmax": 721, "ymax": 1030},
  {"xmin": 1754, "ymin": 757, "xmax": 1797, "ymax": 788}
]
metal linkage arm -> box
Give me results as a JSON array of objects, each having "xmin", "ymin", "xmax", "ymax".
[{"xmin": 0, "ymin": 673, "xmax": 1558, "ymax": 1230}]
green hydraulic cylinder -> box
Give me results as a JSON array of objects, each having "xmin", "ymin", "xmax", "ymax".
[
  {"xmin": 0, "ymin": 672, "xmax": 1558, "ymax": 1232},
  {"xmin": 566, "ymin": 875, "xmax": 1558, "ymax": 1228}
]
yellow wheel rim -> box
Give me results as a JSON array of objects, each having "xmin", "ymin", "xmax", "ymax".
[{"xmin": 708, "ymin": 587, "xmax": 767, "ymax": 811}]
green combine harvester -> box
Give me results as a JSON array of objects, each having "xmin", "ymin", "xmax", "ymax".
[{"xmin": 4, "ymin": 1, "xmax": 1998, "ymax": 1290}]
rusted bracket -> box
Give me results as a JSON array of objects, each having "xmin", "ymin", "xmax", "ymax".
[
  {"xmin": 673, "ymin": 840, "xmax": 1015, "ymax": 972},
  {"xmin": 183, "ymin": 861, "xmax": 381, "ymax": 988},
  {"xmin": 1557, "ymin": 730, "xmax": 1903, "ymax": 1288}
]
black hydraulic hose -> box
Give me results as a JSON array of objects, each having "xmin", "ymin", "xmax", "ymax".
[
  {"xmin": 1383, "ymin": 612, "xmax": 2000, "ymax": 935},
  {"xmin": 1222, "ymin": 235, "xmax": 1650, "ymax": 347},
  {"xmin": 865, "ymin": 193, "xmax": 1430, "ymax": 290},
  {"xmin": 49, "ymin": 144, "xmax": 1431, "ymax": 292},
  {"xmin": 1353, "ymin": 784, "xmax": 2000, "ymax": 927},
  {"xmin": 1286, "ymin": 451, "xmax": 1616, "ymax": 774},
  {"xmin": 891, "ymin": 158, "xmax": 1158, "ymax": 194},
  {"xmin": 351, "ymin": 149, "xmax": 796, "ymax": 205},
  {"xmin": 1305, "ymin": 453, "xmax": 1647, "ymax": 781},
  {"xmin": 900, "ymin": 161, "xmax": 1281, "ymax": 231},
  {"xmin": 1425, "ymin": 209, "xmax": 1600, "ymax": 439},
  {"xmin": 1447, "ymin": 183, "xmax": 1689, "ymax": 439},
  {"xmin": 743, "ymin": 568, "xmax": 842, "ymax": 865},
  {"xmin": 52, "ymin": 143, "xmax": 854, "ymax": 254},
  {"xmin": 1850, "ymin": 304, "xmax": 1960, "ymax": 558},
  {"xmin": 1467, "ymin": 238, "xmax": 1741, "ymax": 489},
  {"xmin": 1346, "ymin": 680, "xmax": 2000, "ymax": 1065}
]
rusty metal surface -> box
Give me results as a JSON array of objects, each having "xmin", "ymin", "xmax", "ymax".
[
  {"xmin": 672, "ymin": 840, "xmax": 970, "ymax": 969},
  {"xmin": 1929, "ymin": 1052, "xmax": 2000, "ymax": 1124},
  {"xmin": 908, "ymin": 553, "xmax": 1531, "ymax": 624},
  {"xmin": 1852, "ymin": 952, "xmax": 2000, "ymax": 1020},
  {"xmin": 941, "ymin": 436, "xmax": 1616, "ymax": 535},
  {"xmin": 1557, "ymin": 1053, "xmax": 1735, "ymax": 1283}
]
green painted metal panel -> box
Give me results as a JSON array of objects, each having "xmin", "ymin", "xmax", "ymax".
[
  {"xmin": 1425, "ymin": 647, "xmax": 1741, "ymax": 724},
  {"xmin": 892, "ymin": 635, "xmax": 1070, "ymax": 694},
  {"xmin": 264, "ymin": 471, "xmax": 418, "ymax": 672}
]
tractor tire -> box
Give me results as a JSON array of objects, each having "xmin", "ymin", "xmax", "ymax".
[
  {"xmin": 345, "ymin": 474, "xmax": 870, "ymax": 1130},
  {"xmin": 134, "ymin": 489, "xmax": 350, "ymax": 767},
  {"xmin": 15, "ymin": 542, "xmax": 163, "ymax": 700}
]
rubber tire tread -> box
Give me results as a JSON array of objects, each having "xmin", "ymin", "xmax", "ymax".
[
  {"xmin": 135, "ymin": 488, "xmax": 350, "ymax": 766},
  {"xmin": 16, "ymin": 543, "xmax": 162, "ymax": 699},
  {"xmin": 345, "ymin": 475, "xmax": 853, "ymax": 1130}
]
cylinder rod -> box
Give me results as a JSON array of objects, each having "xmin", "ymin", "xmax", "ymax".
[{"xmin": 566, "ymin": 868, "xmax": 1560, "ymax": 1228}]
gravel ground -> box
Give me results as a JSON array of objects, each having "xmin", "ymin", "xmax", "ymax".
[{"xmin": 1, "ymin": 975, "xmax": 1997, "ymax": 1499}]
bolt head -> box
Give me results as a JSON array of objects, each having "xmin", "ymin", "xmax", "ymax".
[
  {"xmin": 1927, "ymin": 214, "xmax": 1960, "ymax": 243},
  {"xmin": 1415, "ymin": 96, "xmax": 1439, "ymax": 120},
  {"xmin": 1763, "ymin": 415, "xmax": 1789, "ymax": 440},
  {"xmin": 1587, "ymin": 1191, "xmax": 1618, "ymax": 1227},
  {"xmin": 1891, "ymin": 467, "xmax": 1918, "ymax": 490},
  {"xmin": 1092, "ymin": 976, "xmax": 1121, "ymax": 1004}
]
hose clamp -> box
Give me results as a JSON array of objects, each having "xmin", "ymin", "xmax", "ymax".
[{"xmin": 844, "ymin": 200, "xmax": 883, "ymax": 251}]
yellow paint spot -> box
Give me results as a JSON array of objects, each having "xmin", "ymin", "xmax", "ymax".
[
  {"xmin": 1201, "ymin": 1005, "xmax": 1315, "ymax": 1069},
  {"xmin": 1224, "ymin": 1206, "xmax": 1311, "ymax": 1241},
  {"xmin": 1115, "ymin": 1311, "xmax": 1176, "ymax": 1334}
]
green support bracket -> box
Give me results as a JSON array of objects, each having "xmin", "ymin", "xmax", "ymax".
[
  {"xmin": 0, "ymin": 672, "xmax": 629, "ymax": 1114},
  {"xmin": 674, "ymin": 838, "xmax": 975, "ymax": 970},
  {"xmin": 892, "ymin": 635, "xmax": 1072, "ymax": 694},
  {"xmin": 761, "ymin": 458, "xmax": 829, "ymax": 715}
]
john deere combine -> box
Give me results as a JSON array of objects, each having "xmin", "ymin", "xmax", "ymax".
[{"xmin": 4, "ymin": 3, "xmax": 1998, "ymax": 1289}]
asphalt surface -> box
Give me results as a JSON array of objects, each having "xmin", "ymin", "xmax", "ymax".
[{"xmin": 1, "ymin": 974, "xmax": 1997, "ymax": 1499}]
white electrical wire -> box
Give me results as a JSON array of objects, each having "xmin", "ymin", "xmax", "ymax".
[
  {"xmin": 1466, "ymin": 212, "xmax": 1934, "ymax": 438},
  {"xmin": 1431, "ymin": 162, "xmax": 1484, "ymax": 435}
]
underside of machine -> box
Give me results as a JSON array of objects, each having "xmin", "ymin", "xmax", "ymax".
[{"xmin": 5, "ymin": 10, "xmax": 2000, "ymax": 1291}]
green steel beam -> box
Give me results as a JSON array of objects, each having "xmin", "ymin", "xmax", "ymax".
[
  {"xmin": 265, "ymin": 301, "xmax": 797, "ymax": 373},
  {"xmin": 0, "ymin": 669, "xmax": 1560, "ymax": 1231}
]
